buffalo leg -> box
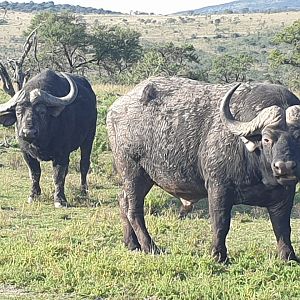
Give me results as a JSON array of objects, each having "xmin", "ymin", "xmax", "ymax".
[
  {"xmin": 52, "ymin": 160, "xmax": 69, "ymax": 208},
  {"xmin": 267, "ymin": 196, "xmax": 298, "ymax": 261},
  {"xmin": 208, "ymin": 186, "xmax": 233, "ymax": 263},
  {"xmin": 119, "ymin": 190, "xmax": 140, "ymax": 250},
  {"xmin": 123, "ymin": 167, "xmax": 158, "ymax": 253},
  {"xmin": 80, "ymin": 130, "xmax": 95, "ymax": 194},
  {"xmin": 179, "ymin": 198, "xmax": 194, "ymax": 219},
  {"xmin": 22, "ymin": 152, "xmax": 41, "ymax": 203}
]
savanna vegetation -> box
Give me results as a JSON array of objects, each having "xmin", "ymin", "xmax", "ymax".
[{"xmin": 0, "ymin": 8, "xmax": 300, "ymax": 299}]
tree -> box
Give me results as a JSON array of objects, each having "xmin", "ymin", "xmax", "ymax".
[
  {"xmin": 269, "ymin": 20, "xmax": 300, "ymax": 68},
  {"xmin": 210, "ymin": 53, "xmax": 254, "ymax": 83},
  {"xmin": 0, "ymin": 28, "xmax": 38, "ymax": 96},
  {"xmin": 25, "ymin": 12, "xmax": 91, "ymax": 73},
  {"xmin": 269, "ymin": 20, "xmax": 300, "ymax": 90},
  {"xmin": 156, "ymin": 43, "xmax": 200, "ymax": 76},
  {"xmin": 125, "ymin": 43, "xmax": 202, "ymax": 84},
  {"xmin": 91, "ymin": 24, "xmax": 142, "ymax": 81}
]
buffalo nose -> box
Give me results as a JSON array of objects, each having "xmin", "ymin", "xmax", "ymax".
[
  {"xmin": 273, "ymin": 160, "xmax": 296, "ymax": 175},
  {"xmin": 22, "ymin": 128, "xmax": 37, "ymax": 139}
]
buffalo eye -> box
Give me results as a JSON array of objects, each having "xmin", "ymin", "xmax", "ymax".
[
  {"xmin": 35, "ymin": 106, "xmax": 47, "ymax": 117},
  {"xmin": 293, "ymin": 130, "xmax": 300, "ymax": 140},
  {"xmin": 263, "ymin": 137, "xmax": 273, "ymax": 145},
  {"xmin": 15, "ymin": 109, "xmax": 22, "ymax": 117},
  {"xmin": 39, "ymin": 110, "xmax": 46, "ymax": 117}
]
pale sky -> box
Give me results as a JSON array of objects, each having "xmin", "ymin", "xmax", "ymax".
[{"xmin": 17, "ymin": 0, "xmax": 233, "ymax": 15}]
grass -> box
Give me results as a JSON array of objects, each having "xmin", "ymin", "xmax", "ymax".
[
  {"xmin": 1, "ymin": 11, "xmax": 299, "ymax": 60},
  {"xmin": 1, "ymin": 87, "xmax": 300, "ymax": 299},
  {"xmin": 1, "ymin": 148, "xmax": 300, "ymax": 299}
]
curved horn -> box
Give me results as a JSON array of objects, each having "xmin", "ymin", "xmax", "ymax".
[
  {"xmin": 286, "ymin": 105, "xmax": 300, "ymax": 125},
  {"xmin": 220, "ymin": 83, "xmax": 284, "ymax": 136},
  {"xmin": 0, "ymin": 90, "xmax": 24, "ymax": 114},
  {"xmin": 30, "ymin": 72, "xmax": 78, "ymax": 107}
]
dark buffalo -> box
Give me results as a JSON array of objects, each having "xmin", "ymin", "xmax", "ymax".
[
  {"xmin": 107, "ymin": 77, "xmax": 300, "ymax": 262},
  {"xmin": 0, "ymin": 70, "xmax": 97, "ymax": 208}
]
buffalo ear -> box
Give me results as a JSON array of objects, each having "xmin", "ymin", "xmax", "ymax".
[
  {"xmin": 0, "ymin": 112, "xmax": 16, "ymax": 127},
  {"xmin": 241, "ymin": 135, "xmax": 261, "ymax": 152},
  {"xmin": 48, "ymin": 106, "xmax": 65, "ymax": 117}
]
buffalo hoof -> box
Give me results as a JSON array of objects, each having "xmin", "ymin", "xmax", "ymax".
[
  {"xmin": 280, "ymin": 251, "xmax": 300, "ymax": 263},
  {"xmin": 54, "ymin": 201, "xmax": 68, "ymax": 208},
  {"xmin": 28, "ymin": 196, "xmax": 34, "ymax": 204},
  {"xmin": 212, "ymin": 249, "xmax": 228, "ymax": 264},
  {"xmin": 125, "ymin": 238, "xmax": 141, "ymax": 251},
  {"xmin": 28, "ymin": 195, "xmax": 40, "ymax": 204},
  {"xmin": 142, "ymin": 243, "xmax": 161, "ymax": 255}
]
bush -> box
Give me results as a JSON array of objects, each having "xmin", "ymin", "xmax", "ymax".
[{"xmin": 91, "ymin": 88, "xmax": 127, "ymax": 171}]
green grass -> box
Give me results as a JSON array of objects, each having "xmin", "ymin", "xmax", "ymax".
[
  {"xmin": 1, "ymin": 85, "xmax": 300, "ymax": 299},
  {"xmin": 1, "ymin": 135, "xmax": 300, "ymax": 299}
]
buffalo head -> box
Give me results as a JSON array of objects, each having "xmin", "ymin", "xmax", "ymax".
[
  {"xmin": 220, "ymin": 84, "xmax": 300, "ymax": 186},
  {"xmin": 0, "ymin": 72, "xmax": 78, "ymax": 143}
]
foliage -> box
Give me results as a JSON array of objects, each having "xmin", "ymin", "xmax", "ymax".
[
  {"xmin": 181, "ymin": 0, "xmax": 300, "ymax": 15},
  {"xmin": 0, "ymin": 18, "xmax": 7, "ymax": 25},
  {"xmin": 269, "ymin": 20, "xmax": 300, "ymax": 68},
  {"xmin": 91, "ymin": 24, "xmax": 142, "ymax": 82},
  {"xmin": 25, "ymin": 12, "xmax": 91, "ymax": 73},
  {"xmin": 210, "ymin": 53, "xmax": 255, "ymax": 83},
  {"xmin": 125, "ymin": 43, "xmax": 202, "ymax": 84},
  {"xmin": 0, "ymin": 0, "xmax": 119, "ymax": 14},
  {"xmin": 269, "ymin": 20, "xmax": 300, "ymax": 89}
]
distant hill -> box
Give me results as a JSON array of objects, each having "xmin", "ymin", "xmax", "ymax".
[
  {"xmin": 176, "ymin": 0, "xmax": 300, "ymax": 15},
  {"xmin": 0, "ymin": 1, "xmax": 121, "ymax": 14}
]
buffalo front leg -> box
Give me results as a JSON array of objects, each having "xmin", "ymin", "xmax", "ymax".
[
  {"xmin": 22, "ymin": 152, "xmax": 41, "ymax": 203},
  {"xmin": 52, "ymin": 160, "xmax": 69, "ymax": 208},
  {"xmin": 208, "ymin": 186, "xmax": 233, "ymax": 263},
  {"xmin": 267, "ymin": 195, "xmax": 298, "ymax": 262}
]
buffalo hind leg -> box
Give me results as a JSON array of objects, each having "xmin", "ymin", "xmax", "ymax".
[
  {"xmin": 22, "ymin": 152, "xmax": 41, "ymax": 203},
  {"xmin": 119, "ymin": 190, "xmax": 140, "ymax": 250},
  {"xmin": 52, "ymin": 160, "xmax": 69, "ymax": 208},
  {"xmin": 179, "ymin": 198, "xmax": 194, "ymax": 219},
  {"xmin": 122, "ymin": 167, "xmax": 158, "ymax": 253},
  {"xmin": 208, "ymin": 186, "xmax": 233, "ymax": 263},
  {"xmin": 267, "ymin": 195, "xmax": 299, "ymax": 262},
  {"xmin": 80, "ymin": 130, "xmax": 95, "ymax": 195}
]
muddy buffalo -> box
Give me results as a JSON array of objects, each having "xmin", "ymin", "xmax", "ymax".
[
  {"xmin": 107, "ymin": 77, "xmax": 300, "ymax": 262},
  {"xmin": 0, "ymin": 70, "xmax": 97, "ymax": 208}
]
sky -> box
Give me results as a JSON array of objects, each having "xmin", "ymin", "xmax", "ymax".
[{"xmin": 17, "ymin": 0, "xmax": 234, "ymax": 15}]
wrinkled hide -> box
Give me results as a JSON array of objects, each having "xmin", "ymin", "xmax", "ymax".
[
  {"xmin": 0, "ymin": 69, "xmax": 97, "ymax": 207},
  {"xmin": 107, "ymin": 76, "xmax": 300, "ymax": 262}
]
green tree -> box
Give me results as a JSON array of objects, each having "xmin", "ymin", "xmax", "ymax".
[
  {"xmin": 156, "ymin": 42, "xmax": 200, "ymax": 76},
  {"xmin": 91, "ymin": 24, "xmax": 142, "ymax": 82},
  {"xmin": 126, "ymin": 42, "xmax": 202, "ymax": 83},
  {"xmin": 268, "ymin": 20, "xmax": 300, "ymax": 90},
  {"xmin": 25, "ymin": 12, "xmax": 91, "ymax": 73},
  {"xmin": 123, "ymin": 50, "xmax": 165, "ymax": 84},
  {"xmin": 210, "ymin": 53, "xmax": 254, "ymax": 83},
  {"xmin": 269, "ymin": 20, "xmax": 300, "ymax": 68}
]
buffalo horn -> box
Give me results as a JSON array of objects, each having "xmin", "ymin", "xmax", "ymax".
[
  {"xmin": 286, "ymin": 105, "xmax": 300, "ymax": 125},
  {"xmin": 30, "ymin": 72, "xmax": 78, "ymax": 107},
  {"xmin": 0, "ymin": 90, "xmax": 24, "ymax": 115},
  {"xmin": 220, "ymin": 83, "xmax": 284, "ymax": 137}
]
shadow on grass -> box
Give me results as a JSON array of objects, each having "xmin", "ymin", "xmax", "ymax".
[{"xmin": 144, "ymin": 191, "xmax": 300, "ymax": 220}]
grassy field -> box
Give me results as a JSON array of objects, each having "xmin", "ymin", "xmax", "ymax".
[
  {"xmin": 1, "ymin": 87, "xmax": 300, "ymax": 299},
  {"xmin": 0, "ymin": 8, "xmax": 300, "ymax": 300},
  {"xmin": 0, "ymin": 10, "xmax": 299, "ymax": 59}
]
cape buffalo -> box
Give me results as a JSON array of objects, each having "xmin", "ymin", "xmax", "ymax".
[
  {"xmin": 0, "ymin": 70, "xmax": 97, "ymax": 208},
  {"xmin": 107, "ymin": 77, "xmax": 300, "ymax": 262}
]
